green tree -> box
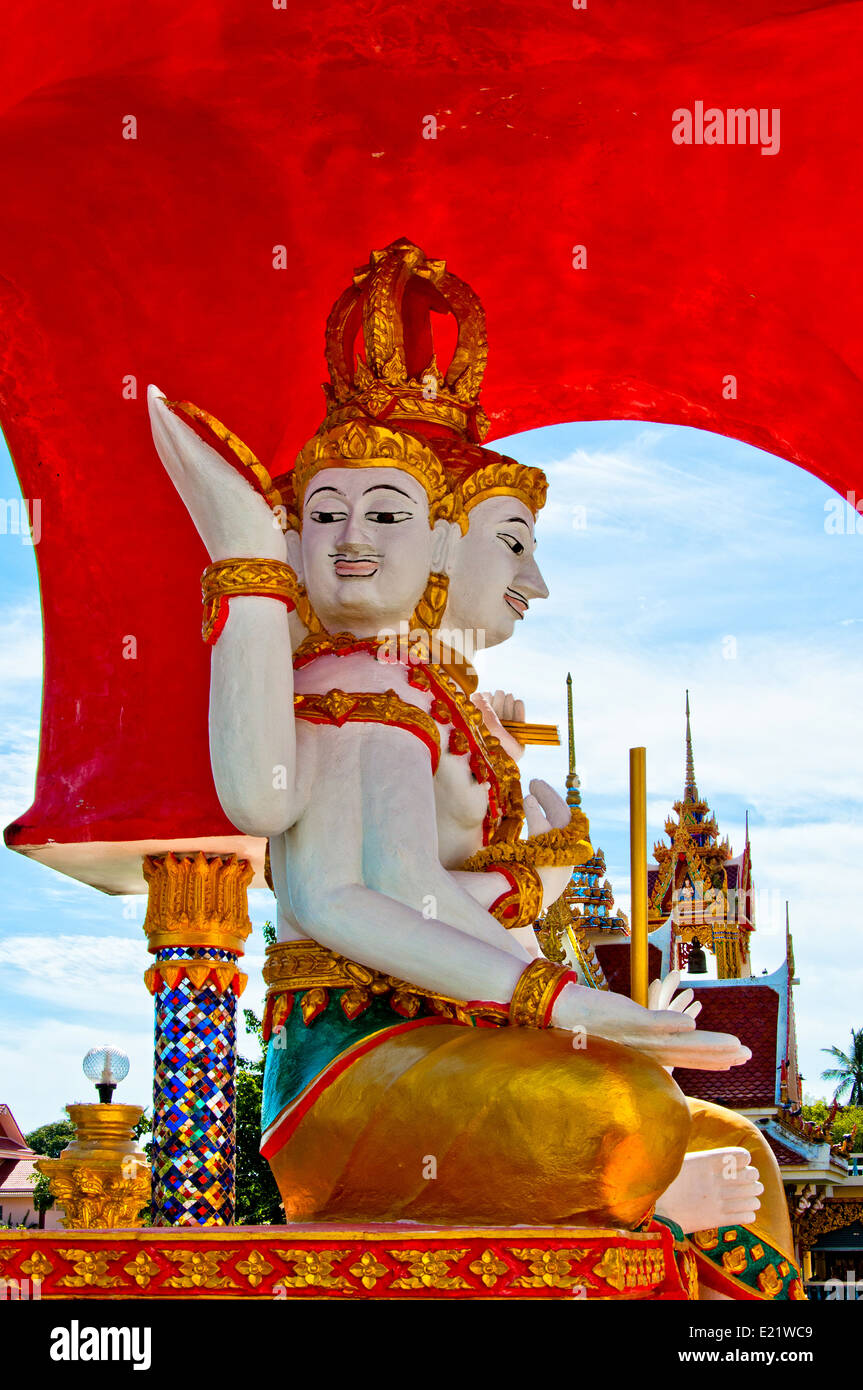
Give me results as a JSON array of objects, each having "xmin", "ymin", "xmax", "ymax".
[
  {"xmin": 24, "ymin": 1118, "xmax": 75, "ymax": 1158},
  {"xmin": 235, "ymin": 920, "xmax": 284, "ymax": 1225},
  {"xmin": 24, "ymin": 1117, "xmax": 76, "ymax": 1213},
  {"xmin": 801, "ymin": 1100, "xmax": 863, "ymax": 1146},
  {"xmin": 821, "ymin": 1027, "xmax": 863, "ymax": 1105}
]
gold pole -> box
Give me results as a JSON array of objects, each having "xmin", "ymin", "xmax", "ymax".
[{"xmin": 629, "ymin": 747, "xmax": 649, "ymax": 1007}]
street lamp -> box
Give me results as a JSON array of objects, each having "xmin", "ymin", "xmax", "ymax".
[{"xmin": 82, "ymin": 1046, "xmax": 130, "ymax": 1104}]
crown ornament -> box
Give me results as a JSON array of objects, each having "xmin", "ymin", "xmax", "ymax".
[
  {"xmin": 321, "ymin": 237, "xmax": 490, "ymax": 443},
  {"xmin": 293, "ymin": 419, "xmax": 461, "ymax": 527}
]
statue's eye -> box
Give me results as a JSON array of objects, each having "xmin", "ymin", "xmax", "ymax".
[
  {"xmin": 366, "ymin": 510, "xmax": 411, "ymax": 525},
  {"xmin": 310, "ymin": 508, "xmax": 347, "ymax": 524},
  {"xmin": 499, "ymin": 532, "xmax": 525, "ymax": 556}
]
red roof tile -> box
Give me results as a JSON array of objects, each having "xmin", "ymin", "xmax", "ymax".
[
  {"xmin": 763, "ymin": 1133, "xmax": 807, "ymax": 1166},
  {"xmin": 0, "ymin": 1156, "xmax": 40, "ymax": 1194},
  {"xmin": 673, "ymin": 985, "xmax": 779, "ymax": 1108},
  {"xmin": 594, "ymin": 942, "xmax": 663, "ymax": 998}
]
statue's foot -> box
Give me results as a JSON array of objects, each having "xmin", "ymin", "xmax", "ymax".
[{"xmin": 655, "ymin": 1147, "xmax": 763, "ymax": 1235}]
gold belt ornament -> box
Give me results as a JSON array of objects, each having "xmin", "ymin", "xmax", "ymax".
[{"xmin": 262, "ymin": 939, "xmax": 504, "ymax": 1030}]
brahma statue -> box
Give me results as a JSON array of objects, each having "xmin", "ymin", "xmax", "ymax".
[{"xmin": 148, "ymin": 238, "xmax": 801, "ymax": 1298}]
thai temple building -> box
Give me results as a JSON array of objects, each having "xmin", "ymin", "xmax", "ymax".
[{"xmin": 537, "ymin": 684, "xmax": 863, "ymax": 1296}]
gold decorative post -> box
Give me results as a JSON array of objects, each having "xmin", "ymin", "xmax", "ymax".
[
  {"xmin": 629, "ymin": 747, "xmax": 649, "ymax": 1007},
  {"xmin": 142, "ymin": 851, "xmax": 252, "ymax": 1226},
  {"xmin": 36, "ymin": 1104, "xmax": 150, "ymax": 1229}
]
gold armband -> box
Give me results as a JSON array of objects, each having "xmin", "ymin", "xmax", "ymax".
[
  {"xmin": 201, "ymin": 558, "xmax": 302, "ymax": 644},
  {"xmin": 509, "ymin": 959, "xmax": 577, "ymax": 1028},
  {"xmin": 486, "ymin": 863, "xmax": 544, "ymax": 929},
  {"xmin": 462, "ymin": 808, "xmax": 593, "ymax": 872}
]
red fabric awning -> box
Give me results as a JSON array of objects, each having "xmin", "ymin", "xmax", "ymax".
[{"xmin": 2, "ymin": 2, "xmax": 861, "ymax": 882}]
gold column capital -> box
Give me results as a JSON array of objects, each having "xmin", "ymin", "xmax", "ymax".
[
  {"xmin": 142, "ymin": 851, "xmax": 253, "ymax": 956},
  {"xmin": 37, "ymin": 1103, "xmax": 151, "ymax": 1230}
]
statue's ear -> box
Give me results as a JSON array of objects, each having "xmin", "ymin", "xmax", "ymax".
[
  {"xmin": 285, "ymin": 527, "xmax": 304, "ymax": 583},
  {"xmin": 430, "ymin": 518, "xmax": 460, "ymax": 575}
]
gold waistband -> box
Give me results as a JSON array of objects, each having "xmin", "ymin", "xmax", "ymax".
[
  {"xmin": 262, "ymin": 938, "xmax": 507, "ymax": 1030},
  {"xmin": 263, "ymin": 938, "xmax": 455, "ymax": 1001}
]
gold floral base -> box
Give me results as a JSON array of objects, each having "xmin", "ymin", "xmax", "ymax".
[
  {"xmin": 0, "ymin": 1224, "xmax": 696, "ymax": 1299},
  {"xmin": 35, "ymin": 1104, "xmax": 150, "ymax": 1230}
]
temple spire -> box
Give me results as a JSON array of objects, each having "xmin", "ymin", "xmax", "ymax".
[
  {"xmin": 565, "ymin": 673, "xmax": 581, "ymax": 808},
  {"xmin": 684, "ymin": 689, "xmax": 698, "ymax": 802}
]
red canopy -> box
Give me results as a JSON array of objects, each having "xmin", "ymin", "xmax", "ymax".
[{"xmin": 2, "ymin": 1, "xmax": 861, "ymax": 889}]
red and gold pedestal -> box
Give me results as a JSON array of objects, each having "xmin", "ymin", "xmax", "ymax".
[{"xmin": 0, "ymin": 1222, "xmax": 697, "ymax": 1300}]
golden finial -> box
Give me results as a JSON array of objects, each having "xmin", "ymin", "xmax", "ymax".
[
  {"xmin": 565, "ymin": 673, "xmax": 582, "ymax": 809},
  {"xmin": 684, "ymin": 689, "xmax": 698, "ymax": 802}
]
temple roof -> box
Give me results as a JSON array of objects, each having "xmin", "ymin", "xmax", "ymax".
[
  {"xmin": 0, "ymin": 1156, "xmax": 40, "ymax": 1197},
  {"xmin": 764, "ymin": 1133, "xmax": 810, "ymax": 1167},
  {"xmin": 0, "ymin": 1103, "xmax": 29, "ymax": 1162},
  {"xmin": 0, "ymin": 1105, "xmax": 39, "ymax": 1199},
  {"xmin": 673, "ymin": 983, "xmax": 780, "ymax": 1108}
]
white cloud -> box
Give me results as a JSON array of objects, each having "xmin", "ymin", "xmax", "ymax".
[{"xmin": 0, "ymin": 601, "xmax": 43, "ymax": 684}]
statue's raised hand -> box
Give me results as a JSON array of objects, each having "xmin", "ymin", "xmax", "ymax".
[
  {"xmin": 523, "ymin": 777, "xmax": 576, "ymax": 907},
  {"xmin": 472, "ymin": 690, "xmax": 527, "ymax": 763},
  {"xmin": 148, "ymin": 385, "xmax": 286, "ymax": 563}
]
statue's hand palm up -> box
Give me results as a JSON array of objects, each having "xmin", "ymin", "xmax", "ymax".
[
  {"xmin": 553, "ymin": 979, "xmax": 751, "ymax": 1072},
  {"xmin": 148, "ymin": 385, "xmax": 286, "ymax": 563}
]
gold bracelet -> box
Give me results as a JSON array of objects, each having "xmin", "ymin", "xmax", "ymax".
[
  {"xmin": 509, "ymin": 958, "xmax": 575, "ymax": 1028},
  {"xmin": 200, "ymin": 557, "xmax": 302, "ymax": 644},
  {"xmin": 486, "ymin": 863, "xmax": 544, "ymax": 929}
]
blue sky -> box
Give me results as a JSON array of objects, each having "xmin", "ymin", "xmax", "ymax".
[{"xmin": 1, "ymin": 419, "xmax": 861, "ymax": 1131}]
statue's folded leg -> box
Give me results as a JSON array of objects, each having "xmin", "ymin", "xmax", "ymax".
[
  {"xmin": 684, "ymin": 1098, "xmax": 806, "ymax": 1300},
  {"xmin": 262, "ymin": 997, "xmax": 691, "ymax": 1227}
]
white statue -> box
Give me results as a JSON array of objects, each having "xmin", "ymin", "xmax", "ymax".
[{"xmin": 143, "ymin": 239, "xmax": 802, "ymax": 1299}]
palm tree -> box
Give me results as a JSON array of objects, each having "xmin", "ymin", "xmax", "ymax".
[{"xmin": 821, "ymin": 1028, "xmax": 863, "ymax": 1105}]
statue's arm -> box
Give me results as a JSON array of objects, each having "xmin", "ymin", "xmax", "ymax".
[
  {"xmin": 208, "ymin": 596, "xmax": 297, "ymax": 835},
  {"xmin": 148, "ymin": 386, "xmax": 299, "ymax": 833},
  {"xmin": 285, "ymin": 726, "xmax": 749, "ymax": 1069}
]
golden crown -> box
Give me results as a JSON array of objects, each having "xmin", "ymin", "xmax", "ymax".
[
  {"xmin": 321, "ymin": 237, "xmax": 490, "ymax": 443},
  {"xmin": 435, "ymin": 440, "xmax": 548, "ymax": 520},
  {"xmin": 292, "ymin": 420, "xmax": 462, "ymax": 528}
]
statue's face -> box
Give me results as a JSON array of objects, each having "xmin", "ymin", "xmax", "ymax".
[
  {"xmin": 290, "ymin": 465, "xmax": 447, "ymax": 637},
  {"xmin": 444, "ymin": 495, "xmax": 548, "ymax": 649}
]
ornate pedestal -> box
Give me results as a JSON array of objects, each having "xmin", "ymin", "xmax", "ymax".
[
  {"xmin": 35, "ymin": 1103, "xmax": 150, "ymax": 1230},
  {"xmin": 0, "ymin": 1222, "xmax": 697, "ymax": 1299},
  {"xmin": 142, "ymin": 852, "xmax": 252, "ymax": 1226}
]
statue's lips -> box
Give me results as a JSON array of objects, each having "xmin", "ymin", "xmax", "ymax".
[
  {"xmin": 333, "ymin": 558, "xmax": 379, "ymax": 577},
  {"xmin": 504, "ymin": 590, "xmax": 528, "ymax": 618}
]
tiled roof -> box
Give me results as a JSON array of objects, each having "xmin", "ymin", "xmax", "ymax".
[
  {"xmin": 673, "ymin": 985, "xmax": 779, "ymax": 1108},
  {"xmin": 0, "ymin": 1156, "xmax": 40, "ymax": 1195},
  {"xmin": 726, "ymin": 864, "xmax": 739, "ymax": 888},
  {"xmin": 763, "ymin": 1132, "xmax": 808, "ymax": 1166},
  {"xmin": 647, "ymin": 868, "xmax": 659, "ymax": 895},
  {"xmin": 594, "ymin": 942, "xmax": 664, "ymax": 997}
]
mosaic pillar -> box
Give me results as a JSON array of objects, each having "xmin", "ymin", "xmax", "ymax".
[{"xmin": 142, "ymin": 852, "xmax": 252, "ymax": 1226}]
